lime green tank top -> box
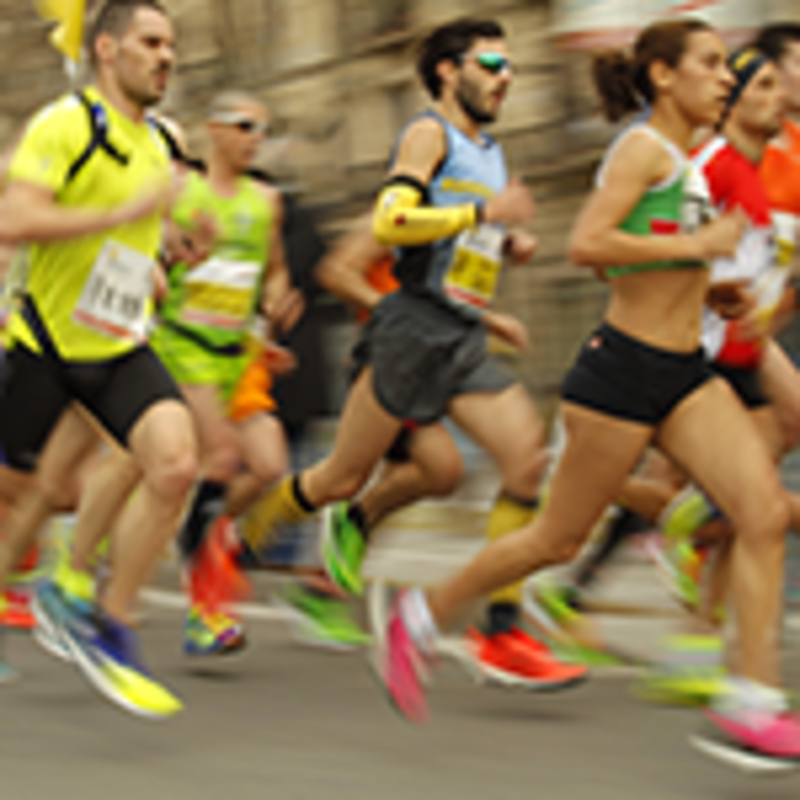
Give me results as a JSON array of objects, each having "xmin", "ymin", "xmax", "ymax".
[
  {"xmin": 604, "ymin": 125, "xmax": 709, "ymax": 278},
  {"xmin": 160, "ymin": 171, "xmax": 272, "ymax": 347}
]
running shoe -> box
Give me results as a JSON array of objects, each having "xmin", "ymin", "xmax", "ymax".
[
  {"xmin": 0, "ymin": 596, "xmax": 19, "ymax": 682},
  {"xmin": 377, "ymin": 591, "xmax": 430, "ymax": 724},
  {"xmin": 636, "ymin": 634, "xmax": 726, "ymax": 705},
  {"xmin": 691, "ymin": 701, "xmax": 800, "ymax": 774},
  {"xmin": 183, "ymin": 604, "xmax": 247, "ymax": 657},
  {"xmin": 320, "ymin": 502, "xmax": 366, "ymax": 596},
  {"xmin": 645, "ymin": 536, "xmax": 705, "ymax": 610},
  {"xmin": 0, "ymin": 588, "xmax": 35, "ymax": 630},
  {"xmin": 277, "ymin": 583, "xmax": 370, "ymax": 651},
  {"xmin": 466, "ymin": 626, "xmax": 589, "ymax": 690},
  {"xmin": 37, "ymin": 582, "xmax": 182, "ymax": 718}
]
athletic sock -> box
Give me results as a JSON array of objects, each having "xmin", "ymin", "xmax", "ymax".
[
  {"xmin": 178, "ymin": 480, "xmax": 227, "ymax": 562},
  {"xmin": 241, "ymin": 474, "xmax": 316, "ymax": 552}
]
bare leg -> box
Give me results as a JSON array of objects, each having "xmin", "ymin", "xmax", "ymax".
[
  {"xmin": 427, "ymin": 403, "xmax": 652, "ymax": 629},
  {"xmin": 101, "ymin": 400, "xmax": 197, "ymax": 623},
  {"xmin": 657, "ymin": 379, "xmax": 789, "ymax": 686}
]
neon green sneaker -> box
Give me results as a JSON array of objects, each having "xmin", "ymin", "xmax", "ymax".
[
  {"xmin": 278, "ymin": 583, "xmax": 370, "ymax": 651},
  {"xmin": 659, "ymin": 486, "xmax": 717, "ymax": 540},
  {"xmin": 320, "ymin": 502, "xmax": 366, "ymax": 596},
  {"xmin": 635, "ymin": 634, "xmax": 726, "ymax": 706}
]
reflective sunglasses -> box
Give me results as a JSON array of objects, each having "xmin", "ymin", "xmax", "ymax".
[
  {"xmin": 212, "ymin": 113, "xmax": 269, "ymax": 136},
  {"xmin": 465, "ymin": 52, "xmax": 514, "ymax": 76}
]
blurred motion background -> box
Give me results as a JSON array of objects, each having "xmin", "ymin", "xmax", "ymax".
[{"xmin": 1, "ymin": 1, "xmax": 799, "ymax": 596}]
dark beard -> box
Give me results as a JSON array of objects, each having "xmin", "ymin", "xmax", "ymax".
[{"xmin": 456, "ymin": 82, "xmax": 495, "ymax": 125}]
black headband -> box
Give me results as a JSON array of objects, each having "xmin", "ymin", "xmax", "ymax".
[{"xmin": 725, "ymin": 47, "xmax": 770, "ymax": 110}]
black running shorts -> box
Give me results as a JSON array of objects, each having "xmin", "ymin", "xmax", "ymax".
[
  {"xmin": 561, "ymin": 323, "xmax": 714, "ymax": 425},
  {"xmin": 0, "ymin": 343, "xmax": 185, "ymax": 472}
]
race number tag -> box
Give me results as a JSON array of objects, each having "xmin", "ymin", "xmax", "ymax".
[
  {"xmin": 74, "ymin": 240, "xmax": 153, "ymax": 341},
  {"xmin": 443, "ymin": 225, "xmax": 504, "ymax": 309},
  {"xmin": 180, "ymin": 258, "xmax": 261, "ymax": 330}
]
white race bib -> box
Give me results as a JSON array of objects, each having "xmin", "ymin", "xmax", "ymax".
[
  {"xmin": 74, "ymin": 240, "xmax": 153, "ymax": 341},
  {"xmin": 443, "ymin": 225, "xmax": 504, "ymax": 309},
  {"xmin": 180, "ymin": 257, "xmax": 261, "ymax": 330}
]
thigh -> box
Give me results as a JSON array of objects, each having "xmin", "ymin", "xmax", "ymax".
[
  {"xmin": 448, "ymin": 383, "xmax": 544, "ymax": 470},
  {"xmin": 656, "ymin": 378, "xmax": 784, "ymax": 525},
  {"xmin": 78, "ymin": 346, "xmax": 186, "ymax": 450},
  {"xmin": 237, "ymin": 413, "xmax": 288, "ymax": 479},
  {"xmin": 759, "ymin": 338, "xmax": 800, "ymax": 450},
  {"xmin": 0, "ymin": 346, "xmax": 71, "ymax": 472},
  {"xmin": 534, "ymin": 401, "xmax": 653, "ymax": 551},
  {"xmin": 181, "ymin": 382, "xmax": 240, "ymax": 462}
]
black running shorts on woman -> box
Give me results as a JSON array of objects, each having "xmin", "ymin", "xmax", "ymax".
[{"xmin": 561, "ymin": 323, "xmax": 714, "ymax": 425}]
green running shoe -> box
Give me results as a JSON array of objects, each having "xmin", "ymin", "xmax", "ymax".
[
  {"xmin": 320, "ymin": 502, "xmax": 366, "ymax": 596},
  {"xmin": 278, "ymin": 583, "xmax": 370, "ymax": 651},
  {"xmin": 635, "ymin": 634, "xmax": 726, "ymax": 706}
]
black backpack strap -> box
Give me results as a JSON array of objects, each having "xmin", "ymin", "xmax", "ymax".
[
  {"xmin": 64, "ymin": 91, "xmax": 130, "ymax": 186},
  {"xmin": 161, "ymin": 319, "xmax": 244, "ymax": 357},
  {"xmin": 20, "ymin": 294, "xmax": 61, "ymax": 361}
]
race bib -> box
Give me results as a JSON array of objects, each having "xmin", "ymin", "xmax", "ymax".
[
  {"xmin": 74, "ymin": 240, "xmax": 153, "ymax": 341},
  {"xmin": 443, "ymin": 225, "xmax": 504, "ymax": 309},
  {"xmin": 180, "ymin": 257, "xmax": 261, "ymax": 330}
]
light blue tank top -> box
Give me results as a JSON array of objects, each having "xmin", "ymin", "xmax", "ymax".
[{"xmin": 393, "ymin": 111, "xmax": 508, "ymax": 319}]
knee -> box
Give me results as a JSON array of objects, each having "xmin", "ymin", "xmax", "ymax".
[
  {"xmin": 38, "ymin": 473, "xmax": 79, "ymax": 513},
  {"xmin": 250, "ymin": 450, "xmax": 289, "ymax": 488},
  {"xmin": 146, "ymin": 446, "xmax": 198, "ymax": 502},
  {"xmin": 424, "ymin": 454, "xmax": 464, "ymax": 498},
  {"xmin": 735, "ymin": 490, "xmax": 790, "ymax": 544},
  {"xmin": 204, "ymin": 441, "xmax": 241, "ymax": 484}
]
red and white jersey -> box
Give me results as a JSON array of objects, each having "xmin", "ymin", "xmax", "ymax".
[{"xmin": 694, "ymin": 136, "xmax": 790, "ymax": 368}]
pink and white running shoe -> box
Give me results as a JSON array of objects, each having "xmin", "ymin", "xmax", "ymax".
[{"xmin": 377, "ymin": 591, "xmax": 431, "ymax": 724}]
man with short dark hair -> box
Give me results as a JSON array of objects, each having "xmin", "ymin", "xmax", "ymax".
[{"xmin": 0, "ymin": 0, "xmax": 197, "ymax": 718}]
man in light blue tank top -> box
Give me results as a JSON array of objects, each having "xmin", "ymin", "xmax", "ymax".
[{"xmin": 239, "ymin": 18, "xmax": 587, "ymax": 694}]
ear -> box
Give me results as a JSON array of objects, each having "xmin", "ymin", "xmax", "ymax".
[
  {"xmin": 437, "ymin": 58, "xmax": 459, "ymax": 92},
  {"xmin": 94, "ymin": 32, "xmax": 117, "ymax": 66},
  {"xmin": 649, "ymin": 60, "xmax": 673, "ymax": 95}
]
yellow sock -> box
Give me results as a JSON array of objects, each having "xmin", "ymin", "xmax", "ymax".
[
  {"xmin": 486, "ymin": 493, "xmax": 539, "ymax": 608},
  {"xmin": 241, "ymin": 475, "xmax": 314, "ymax": 551}
]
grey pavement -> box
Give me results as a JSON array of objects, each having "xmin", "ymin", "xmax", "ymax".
[{"xmin": 1, "ymin": 562, "xmax": 800, "ymax": 800}]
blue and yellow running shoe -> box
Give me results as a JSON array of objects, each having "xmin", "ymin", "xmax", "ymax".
[
  {"xmin": 320, "ymin": 502, "xmax": 366, "ymax": 596},
  {"xmin": 37, "ymin": 581, "xmax": 182, "ymax": 719}
]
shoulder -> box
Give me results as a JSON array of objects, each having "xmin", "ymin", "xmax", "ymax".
[
  {"xmin": 599, "ymin": 125, "xmax": 676, "ymax": 187},
  {"xmin": 399, "ymin": 115, "xmax": 447, "ymax": 149},
  {"xmin": 20, "ymin": 94, "xmax": 87, "ymax": 144},
  {"xmin": 252, "ymin": 179, "xmax": 283, "ymax": 218}
]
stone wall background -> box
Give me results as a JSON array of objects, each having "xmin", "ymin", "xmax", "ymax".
[{"xmin": 1, "ymin": 0, "xmax": 797, "ymax": 415}]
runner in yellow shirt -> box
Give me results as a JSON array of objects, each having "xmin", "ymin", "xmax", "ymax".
[{"xmin": 0, "ymin": 0, "xmax": 198, "ymax": 718}]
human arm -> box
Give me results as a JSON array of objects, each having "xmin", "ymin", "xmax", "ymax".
[
  {"xmin": 372, "ymin": 117, "xmax": 534, "ymax": 247},
  {"xmin": 259, "ymin": 186, "xmax": 303, "ymax": 336},
  {"xmin": 568, "ymin": 130, "xmax": 746, "ymax": 271},
  {"xmin": 315, "ymin": 214, "xmax": 391, "ymax": 313}
]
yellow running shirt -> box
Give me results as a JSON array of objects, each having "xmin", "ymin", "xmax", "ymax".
[{"xmin": 7, "ymin": 86, "xmax": 169, "ymax": 360}]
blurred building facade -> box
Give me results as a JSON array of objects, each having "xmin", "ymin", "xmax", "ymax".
[{"xmin": 0, "ymin": 0, "xmax": 797, "ymax": 414}]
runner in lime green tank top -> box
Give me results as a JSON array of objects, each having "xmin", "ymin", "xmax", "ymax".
[{"xmin": 152, "ymin": 90, "xmax": 301, "ymax": 657}]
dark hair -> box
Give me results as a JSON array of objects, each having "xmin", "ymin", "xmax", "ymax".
[
  {"xmin": 592, "ymin": 18, "xmax": 713, "ymax": 122},
  {"xmin": 752, "ymin": 23, "xmax": 800, "ymax": 64},
  {"xmin": 416, "ymin": 17, "xmax": 505, "ymax": 99},
  {"xmin": 86, "ymin": 0, "xmax": 168, "ymax": 66}
]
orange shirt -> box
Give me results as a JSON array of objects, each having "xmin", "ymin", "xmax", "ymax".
[{"xmin": 760, "ymin": 119, "xmax": 800, "ymax": 217}]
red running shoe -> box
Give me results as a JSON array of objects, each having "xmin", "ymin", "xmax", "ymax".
[{"xmin": 466, "ymin": 626, "xmax": 588, "ymax": 690}]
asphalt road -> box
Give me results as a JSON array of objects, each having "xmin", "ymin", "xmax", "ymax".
[{"xmin": 2, "ymin": 594, "xmax": 799, "ymax": 800}]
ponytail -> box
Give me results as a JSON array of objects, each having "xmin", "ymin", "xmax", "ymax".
[{"xmin": 592, "ymin": 51, "xmax": 642, "ymax": 122}]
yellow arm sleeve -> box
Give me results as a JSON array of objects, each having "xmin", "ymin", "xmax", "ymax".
[{"xmin": 372, "ymin": 180, "xmax": 480, "ymax": 247}]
